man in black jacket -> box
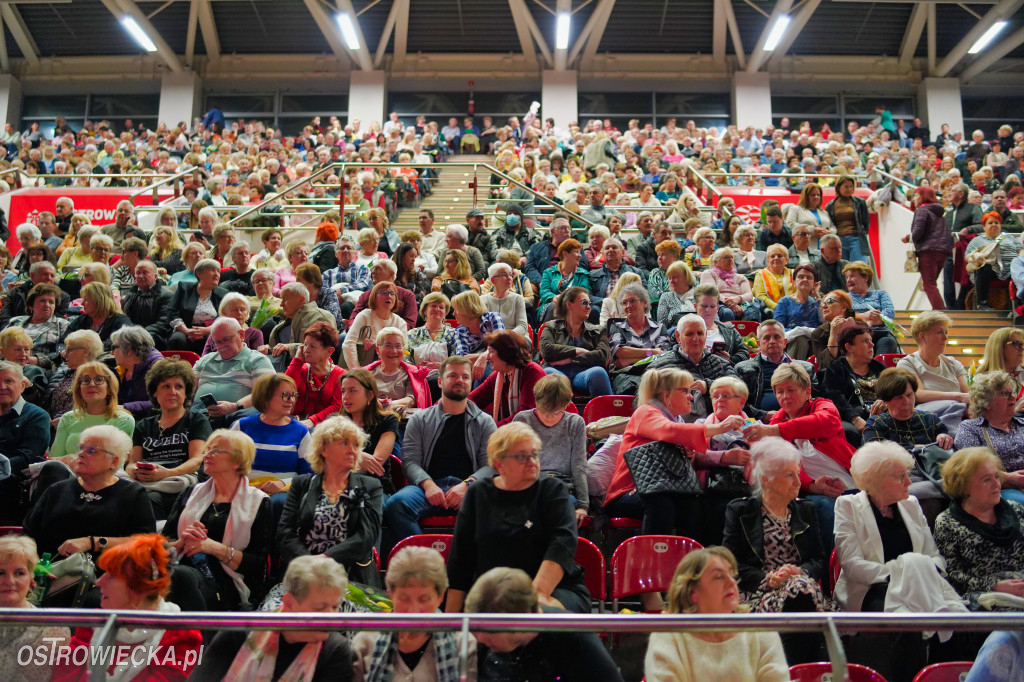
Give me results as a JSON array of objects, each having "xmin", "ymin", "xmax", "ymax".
[
  {"xmin": 121, "ymin": 261, "xmax": 173, "ymax": 349},
  {"xmin": 734, "ymin": 320, "xmax": 817, "ymax": 420},
  {"xmin": 0, "ymin": 262, "xmax": 69, "ymax": 327},
  {"xmin": 813, "ymin": 236, "xmax": 849, "ymax": 295},
  {"xmin": 943, "ymin": 182, "xmax": 983, "ymax": 309},
  {"xmin": 634, "ymin": 221, "xmax": 674, "ymax": 273},
  {"xmin": 645, "ymin": 314, "xmax": 737, "ymax": 415}
]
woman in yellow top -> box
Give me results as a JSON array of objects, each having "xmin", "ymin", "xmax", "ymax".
[
  {"xmin": 55, "ymin": 213, "xmax": 90, "ymax": 258},
  {"xmin": 55, "ymin": 224, "xmax": 97, "ymax": 274},
  {"xmin": 752, "ymin": 244, "xmax": 795, "ymax": 312}
]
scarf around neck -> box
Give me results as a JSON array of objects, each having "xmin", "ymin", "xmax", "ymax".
[
  {"xmin": 712, "ymin": 264, "xmax": 736, "ymax": 286},
  {"xmin": 365, "ymin": 629, "xmax": 462, "ymax": 682},
  {"xmin": 948, "ymin": 499, "xmax": 1023, "ymax": 548},
  {"xmin": 223, "ymin": 625, "xmax": 323, "ymax": 682}
]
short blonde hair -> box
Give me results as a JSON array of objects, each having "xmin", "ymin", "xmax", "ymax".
[
  {"xmin": 385, "ymin": 546, "xmax": 449, "ymax": 595},
  {"xmin": 283, "ymin": 555, "xmax": 349, "ymax": 602},
  {"xmin": 770, "ymin": 362, "xmax": 811, "ymax": 390},
  {"xmin": 207, "ymin": 428, "xmax": 257, "ymax": 476},
  {"xmin": 910, "ymin": 310, "xmax": 952, "ymax": 341},
  {"xmin": 63, "ymin": 330, "xmax": 103, "ymax": 361},
  {"xmin": 375, "ymin": 326, "xmax": 405, "ymax": 346},
  {"xmin": 665, "ymin": 546, "xmax": 742, "ymax": 614},
  {"xmin": 307, "ymin": 416, "xmax": 368, "ymax": 474},
  {"xmin": 451, "ymin": 289, "xmax": 486, "ymax": 318},
  {"xmin": 418, "ymin": 291, "xmax": 450, "ymax": 317},
  {"xmin": 666, "ymin": 260, "xmax": 696, "ymax": 285},
  {"xmin": 0, "ymin": 535, "xmax": 38, "ymax": 574},
  {"xmin": 638, "ymin": 367, "xmax": 692, "ymax": 406},
  {"xmin": 849, "ymin": 441, "xmax": 914, "ymax": 493},
  {"xmin": 486, "ymin": 422, "xmax": 542, "ymax": 468},
  {"xmin": 766, "ymin": 243, "xmax": 788, "ymax": 259},
  {"xmin": 357, "ymin": 227, "xmax": 378, "ymax": 245},
  {"xmin": 941, "ymin": 447, "xmax": 1004, "ymax": 501},
  {"xmin": 0, "ymin": 327, "xmax": 31, "ymax": 354},
  {"xmin": 841, "ymin": 261, "xmax": 874, "ymax": 283},
  {"xmin": 710, "ymin": 375, "xmax": 748, "ymax": 399},
  {"xmin": 533, "ymin": 373, "xmax": 572, "ymax": 413}
]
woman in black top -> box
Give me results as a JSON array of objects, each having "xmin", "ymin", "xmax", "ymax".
[
  {"xmin": 338, "ymin": 369, "xmax": 400, "ymax": 497},
  {"xmin": 126, "ymin": 359, "xmax": 212, "ymax": 520},
  {"xmin": 820, "ymin": 322, "xmax": 887, "ymax": 447},
  {"xmin": 446, "ymin": 422, "xmax": 590, "ymax": 614}
]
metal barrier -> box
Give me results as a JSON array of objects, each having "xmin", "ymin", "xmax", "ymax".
[
  {"xmin": 129, "ymin": 165, "xmax": 197, "ymax": 205},
  {"xmin": 2, "ymin": 608, "xmax": 1020, "ymax": 681}
]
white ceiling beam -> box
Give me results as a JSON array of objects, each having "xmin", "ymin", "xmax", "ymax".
[
  {"xmin": 392, "ymin": 0, "xmax": 409, "ymax": 69},
  {"xmin": 98, "ymin": 0, "xmax": 183, "ymax": 72},
  {"xmin": 933, "ymin": 0, "xmax": 1023, "ymax": 77},
  {"xmin": 184, "ymin": 0, "xmax": 198, "ymax": 67},
  {"xmin": 373, "ymin": 0, "xmax": 402, "ymax": 68},
  {"xmin": 334, "ymin": 0, "xmax": 375, "ymax": 70},
  {"xmin": 553, "ymin": 0, "xmax": 569, "ymax": 70},
  {"xmin": 303, "ymin": 0, "xmax": 357, "ymax": 66},
  {"xmin": 898, "ymin": 2, "xmax": 927, "ymax": 65},
  {"xmin": 580, "ymin": 0, "xmax": 615, "ymax": 69},
  {"xmin": 0, "ymin": 14, "xmax": 8, "ymax": 73},
  {"xmin": 746, "ymin": 0, "xmax": 793, "ymax": 72},
  {"xmin": 713, "ymin": 0, "xmax": 726, "ymax": 67},
  {"xmin": 507, "ymin": 0, "xmax": 540, "ymax": 67},
  {"xmin": 926, "ymin": 2, "xmax": 936, "ymax": 72},
  {"xmin": 568, "ymin": 4, "xmax": 597, "ymax": 63},
  {"xmin": 196, "ymin": 0, "xmax": 220, "ymax": 61},
  {"xmin": 764, "ymin": 0, "xmax": 821, "ymax": 66},
  {"xmin": 0, "ymin": 4, "xmax": 37, "ymax": 65},
  {"xmin": 960, "ymin": 25, "xmax": 1024, "ymax": 82},
  {"xmin": 722, "ymin": 0, "xmax": 746, "ymax": 70}
]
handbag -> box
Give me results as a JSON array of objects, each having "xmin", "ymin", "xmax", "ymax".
[
  {"xmin": 905, "ymin": 248, "xmax": 919, "ymax": 273},
  {"xmin": 41, "ymin": 551, "xmax": 96, "ymax": 608},
  {"xmin": 585, "ymin": 415, "xmax": 629, "ymax": 440},
  {"xmin": 703, "ymin": 465, "xmax": 752, "ymax": 497},
  {"xmin": 351, "ymin": 325, "xmax": 377, "ymax": 368},
  {"xmin": 622, "ymin": 440, "xmax": 702, "ymax": 496},
  {"xmin": 912, "ymin": 443, "xmax": 953, "ymax": 488}
]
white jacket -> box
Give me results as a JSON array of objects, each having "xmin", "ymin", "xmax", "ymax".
[{"xmin": 833, "ymin": 491, "xmax": 945, "ymax": 612}]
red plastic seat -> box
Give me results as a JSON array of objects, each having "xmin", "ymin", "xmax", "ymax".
[
  {"xmin": 574, "ymin": 536, "xmax": 606, "ymax": 611},
  {"xmin": 0, "ymin": 526, "xmax": 22, "ymax": 536},
  {"xmin": 807, "ymin": 354, "xmax": 820, "ymax": 372},
  {"xmin": 731, "ymin": 320, "xmax": 760, "ymax": 337},
  {"xmin": 160, "ymin": 350, "xmax": 200, "ymax": 366},
  {"xmin": 790, "ymin": 663, "xmax": 888, "ymax": 682},
  {"xmin": 388, "ymin": 534, "xmax": 453, "ymax": 567},
  {"xmin": 607, "ymin": 517, "xmax": 642, "ymax": 530},
  {"xmin": 389, "ymin": 454, "xmax": 406, "ymax": 490},
  {"xmin": 419, "ymin": 515, "xmax": 457, "ymax": 528},
  {"xmin": 911, "ymin": 662, "xmax": 973, "ymax": 682},
  {"xmin": 373, "ymin": 547, "xmax": 380, "ymax": 571},
  {"xmin": 874, "ymin": 353, "xmax": 907, "ymax": 368},
  {"xmin": 582, "ymin": 395, "xmax": 634, "ymax": 424},
  {"xmin": 611, "ymin": 535, "xmax": 702, "ymax": 611},
  {"xmin": 829, "ymin": 548, "xmax": 840, "ymax": 593},
  {"xmin": 565, "ymin": 401, "xmax": 579, "ymax": 414}
]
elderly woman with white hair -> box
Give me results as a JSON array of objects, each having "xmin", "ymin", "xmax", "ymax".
[
  {"xmin": 110, "ymin": 325, "xmax": 165, "ymax": 420},
  {"xmin": 954, "ymin": 370, "xmax": 1024, "ymax": 506},
  {"xmin": 344, "ymin": 281, "xmax": 408, "ymax": 369},
  {"xmin": 723, "ymin": 437, "xmax": 833, "ymax": 663},
  {"xmin": 273, "ymin": 241, "xmax": 312, "ymax": 295},
  {"xmin": 24, "ymin": 424, "xmax": 155, "ymax": 562},
  {"xmin": 10, "ymin": 223, "xmax": 41, "ymax": 273},
  {"xmin": 201, "ymin": 292, "xmax": 264, "ymax": 355},
  {"xmin": 732, "ymin": 224, "xmax": 768, "ymax": 280},
  {"xmin": 481, "ymin": 260, "xmax": 530, "ymax": 342},
  {"xmin": 699, "ymin": 247, "xmax": 756, "ymax": 321},
  {"xmin": 167, "ymin": 257, "xmax": 228, "ymax": 354}
]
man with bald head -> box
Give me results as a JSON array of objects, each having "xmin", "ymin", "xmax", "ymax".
[{"xmin": 100, "ymin": 200, "xmax": 147, "ymax": 254}]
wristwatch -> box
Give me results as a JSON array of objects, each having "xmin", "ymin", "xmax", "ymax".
[{"xmin": 96, "ymin": 537, "xmax": 108, "ymax": 550}]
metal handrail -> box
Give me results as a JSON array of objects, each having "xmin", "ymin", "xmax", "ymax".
[
  {"xmin": 685, "ymin": 165, "xmax": 724, "ymax": 207},
  {"xmin": 0, "ymin": 167, "xmax": 22, "ymax": 189},
  {"xmin": 876, "ymin": 169, "xmax": 919, "ymax": 194},
  {"xmin": 228, "ymin": 164, "xmax": 339, "ymax": 226},
  {"xmin": 128, "ymin": 165, "xmax": 197, "ymax": 204}
]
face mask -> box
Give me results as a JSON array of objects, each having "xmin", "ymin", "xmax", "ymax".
[{"xmin": 506, "ymin": 214, "xmax": 521, "ymax": 228}]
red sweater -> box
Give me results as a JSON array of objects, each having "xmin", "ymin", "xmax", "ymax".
[
  {"xmin": 51, "ymin": 627, "xmax": 203, "ymax": 682},
  {"xmin": 769, "ymin": 397, "xmax": 854, "ymax": 488},
  {"xmin": 605, "ymin": 403, "xmax": 709, "ymax": 504},
  {"xmin": 286, "ymin": 357, "xmax": 346, "ymax": 425},
  {"xmin": 468, "ymin": 361, "xmax": 547, "ymax": 426}
]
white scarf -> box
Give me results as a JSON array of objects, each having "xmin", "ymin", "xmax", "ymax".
[
  {"xmin": 177, "ymin": 476, "xmax": 267, "ymax": 604},
  {"xmin": 104, "ymin": 599, "xmax": 179, "ymax": 682},
  {"xmin": 491, "ymin": 368, "xmax": 522, "ymax": 423}
]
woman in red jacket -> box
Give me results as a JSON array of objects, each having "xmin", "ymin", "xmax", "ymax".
[
  {"xmin": 51, "ymin": 533, "xmax": 203, "ymax": 682},
  {"xmin": 287, "ymin": 320, "xmax": 345, "ymax": 429},
  {"xmin": 743, "ymin": 362, "xmax": 855, "ymax": 552},
  {"xmin": 469, "ymin": 330, "xmax": 546, "ymax": 426}
]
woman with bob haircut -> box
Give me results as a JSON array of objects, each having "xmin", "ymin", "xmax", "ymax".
[
  {"xmin": 47, "ymin": 361, "xmax": 134, "ymax": 464},
  {"xmin": 51, "ymin": 534, "xmax": 202, "ymax": 682},
  {"xmin": 539, "ymin": 237, "xmax": 589, "ymax": 315},
  {"xmin": 192, "ymin": 555, "xmax": 354, "ymax": 682},
  {"xmin": 465, "ymin": 566, "xmax": 622, "ymax": 681},
  {"xmin": 644, "ymin": 546, "xmax": 790, "ymax": 682},
  {"xmin": 953, "ymin": 370, "xmax": 1024, "ymax": 506},
  {"xmin": 469, "ymin": 329, "xmax": 546, "ymax": 426},
  {"xmin": 895, "ymin": 310, "xmax": 969, "ymax": 430},
  {"xmin": 446, "ymin": 422, "xmax": 591, "ymax": 614},
  {"xmin": 276, "ymin": 415, "xmax": 383, "ymax": 589},
  {"xmin": 353, "ymin": 546, "xmax": 478, "ymax": 680},
  {"xmin": 60, "ymin": 281, "xmax": 130, "ymax": 352},
  {"xmin": 450, "ymin": 289, "xmax": 505, "ymax": 364},
  {"xmin": 976, "ymin": 327, "xmax": 1024, "ymax": 387},
  {"xmin": 934, "ymin": 447, "xmax": 1024, "ymax": 610},
  {"xmin": 110, "ymin": 325, "xmax": 165, "ymax": 420},
  {"xmin": 842, "ymin": 260, "xmax": 900, "ymax": 355},
  {"xmin": 163, "ymin": 429, "xmax": 274, "ymax": 611},
  {"xmin": 657, "ymin": 260, "xmax": 697, "ymax": 328},
  {"xmin": 287, "ymin": 320, "xmax": 345, "ymax": 429},
  {"xmin": 344, "ymin": 281, "xmax": 408, "ymax": 370},
  {"xmin": 5, "ymin": 281, "xmax": 68, "ymax": 370}
]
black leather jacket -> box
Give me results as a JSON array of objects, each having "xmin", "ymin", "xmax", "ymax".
[{"xmin": 121, "ymin": 281, "xmax": 173, "ymax": 344}]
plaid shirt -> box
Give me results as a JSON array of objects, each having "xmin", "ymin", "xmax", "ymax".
[
  {"xmin": 452, "ymin": 312, "xmax": 505, "ymax": 356},
  {"xmin": 863, "ymin": 409, "xmax": 946, "ymax": 451},
  {"xmin": 7, "ymin": 315, "xmax": 69, "ymax": 369},
  {"xmin": 323, "ymin": 261, "xmax": 371, "ymax": 293},
  {"xmin": 607, "ymin": 317, "xmax": 674, "ymax": 358}
]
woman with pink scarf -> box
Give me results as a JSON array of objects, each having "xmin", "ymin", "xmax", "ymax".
[
  {"xmin": 469, "ymin": 330, "xmax": 546, "ymax": 426},
  {"xmin": 699, "ymin": 247, "xmax": 755, "ymax": 321}
]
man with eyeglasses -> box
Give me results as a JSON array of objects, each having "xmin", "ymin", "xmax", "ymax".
[
  {"xmin": 813, "ymin": 235, "xmax": 850, "ymax": 295},
  {"xmin": 121, "ymin": 260, "xmax": 173, "ymax": 349},
  {"xmin": 383, "ymin": 356, "xmax": 496, "ymax": 556},
  {"xmin": 787, "ymin": 226, "xmax": 820, "ymax": 268},
  {"xmin": 323, "ymin": 236, "xmax": 372, "ymax": 316},
  {"xmin": 734, "ymin": 320, "xmax": 817, "ymax": 419},
  {"xmin": 646, "ymin": 314, "xmax": 737, "ymax": 417},
  {"xmin": 192, "ymin": 317, "xmax": 274, "ymax": 428}
]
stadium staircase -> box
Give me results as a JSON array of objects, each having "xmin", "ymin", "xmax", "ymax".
[
  {"xmin": 388, "ymin": 154, "xmax": 493, "ymax": 233},
  {"xmin": 894, "ymin": 309, "xmax": 1011, "ymax": 366}
]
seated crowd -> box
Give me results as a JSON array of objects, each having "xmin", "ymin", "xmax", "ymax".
[{"xmin": 1, "ymin": 112, "xmax": 1023, "ymax": 682}]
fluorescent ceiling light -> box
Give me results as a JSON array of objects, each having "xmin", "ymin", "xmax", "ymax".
[
  {"xmin": 968, "ymin": 20, "xmax": 1007, "ymax": 54},
  {"xmin": 556, "ymin": 13, "xmax": 570, "ymax": 50},
  {"xmin": 121, "ymin": 16, "xmax": 157, "ymax": 53},
  {"xmin": 763, "ymin": 14, "xmax": 791, "ymax": 51},
  {"xmin": 336, "ymin": 13, "xmax": 360, "ymax": 50}
]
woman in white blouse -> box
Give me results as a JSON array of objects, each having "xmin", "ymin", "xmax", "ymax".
[
  {"xmin": 895, "ymin": 310, "xmax": 969, "ymax": 430},
  {"xmin": 783, "ymin": 183, "xmax": 834, "ymax": 241}
]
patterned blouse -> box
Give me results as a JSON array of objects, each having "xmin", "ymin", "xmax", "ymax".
[
  {"xmin": 954, "ymin": 416, "xmax": 1024, "ymax": 473},
  {"xmin": 933, "ymin": 500, "xmax": 1024, "ymax": 605},
  {"xmin": 7, "ymin": 315, "xmax": 69, "ymax": 368},
  {"xmin": 304, "ymin": 491, "xmax": 352, "ymax": 555},
  {"xmin": 452, "ymin": 311, "xmax": 505, "ymax": 356},
  {"xmin": 607, "ymin": 317, "xmax": 674, "ymax": 357},
  {"xmin": 406, "ymin": 324, "xmax": 456, "ymax": 361}
]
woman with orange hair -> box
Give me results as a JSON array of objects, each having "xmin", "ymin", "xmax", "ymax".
[
  {"xmin": 310, "ymin": 221, "xmax": 340, "ymax": 273},
  {"xmin": 51, "ymin": 533, "xmax": 203, "ymax": 682},
  {"xmin": 966, "ymin": 211, "xmax": 1022, "ymax": 310}
]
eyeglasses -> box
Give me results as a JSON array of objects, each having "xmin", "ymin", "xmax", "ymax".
[
  {"xmin": 822, "ymin": 298, "xmax": 839, "ymax": 306},
  {"xmin": 504, "ymin": 452, "xmax": 540, "ymax": 464},
  {"xmin": 63, "ymin": 346, "xmax": 87, "ymax": 355},
  {"xmin": 576, "ymin": 299, "xmax": 592, "ymax": 308},
  {"xmin": 279, "ymin": 392, "xmax": 299, "ymax": 401},
  {"xmin": 378, "ymin": 291, "xmax": 396, "ymax": 298},
  {"xmin": 712, "ymin": 393, "xmax": 744, "ymax": 401},
  {"xmin": 1006, "ymin": 341, "xmax": 1024, "ymax": 351},
  {"xmin": 78, "ymin": 444, "xmax": 115, "ymax": 458},
  {"xmin": 79, "ymin": 376, "xmax": 107, "ymax": 386},
  {"xmin": 378, "ymin": 343, "xmax": 404, "ymax": 351},
  {"xmin": 205, "ymin": 447, "xmax": 231, "ymax": 457},
  {"xmin": 996, "ymin": 390, "xmax": 1017, "ymax": 400},
  {"xmin": 621, "ymin": 298, "xmax": 643, "ymax": 306}
]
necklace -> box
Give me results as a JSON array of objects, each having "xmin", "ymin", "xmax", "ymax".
[
  {"xmin": 306, "ymin": 360, "xmax": 334, "ymax": 392},
  {"xmin": 209, "ymin": 501, "xmax": 230, "ymax": 518}
]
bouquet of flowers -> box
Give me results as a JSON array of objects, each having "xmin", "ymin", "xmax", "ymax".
[{"xmin": 250, "ymin": 297, "xmax": 280, "ymax": 330}]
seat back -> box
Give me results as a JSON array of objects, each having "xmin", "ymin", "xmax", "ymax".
[
  {"xmin": 0, "ymin": 526, "xmax": 22, "ymax": 537},
  {"xmin": 731, "ymin": 320, "xmax": 760, "ymax": 337},
  {"xmin": 583, "ymin": 395, "xmax": 635, "ymax": 424},
  {"xmin": 160, "ymin": 350, "xmax": 200, "ymax": 366},
  {"xmin": 874, "ymin": 353, "xmax": 906, "ymax": 368},
  {"xmin": 829, "ymin": 548, "xmax": 840, "ymax": 593},
  {"xmin": 388, "ymin": 534, "xmax": 454, "ymax": 567},
  {"xmin": 790, "ymin": 662, "xmax": 888, "ymax": 682},
  {"xmin": 574, "ymin": 536, "xmax": 606, "ymax": 606},
  {"xmin": 389, "ymin": 454, "xmax": 406, "ymax": 490},
  {"xmin": 611, "ymin": 535, "xmax": 702, "ymax": 603},
  {"xmin": 911, "ymin": 662, "xmax": 973, "ymax": 682}
]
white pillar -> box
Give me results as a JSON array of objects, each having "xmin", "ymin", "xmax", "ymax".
[
  {"xmin": 158, "ymin": 71, "xmax": 202, "ymax": 129},
  {"xmin": 0, "ymin": 74, "xmax": 22, "ymax": 131},
  {"xmin": 542, "ymin": 70, "xmax": 577, "ymax": 128},
  {"xmin": 348, "ymin": 70, "xmax": 387, "ymax": 132},
  {"xmin": 732, "ymin": 72, "xmax": 772, "ymax": 130},
  {"xmin": 918, "ymin": 77, "xmax": 964, "ymax": 137}
]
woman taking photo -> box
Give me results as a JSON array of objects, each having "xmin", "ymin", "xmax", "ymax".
[
  {"xmin": 344, "ymin": 281, "xmax": 408, "ymax": 370},
  {"xmin": 446, "ymin": 422, "xmax": 591, "ymax": 613},
  {"xmin": 287, "ymin": 321, "xmax": 345, "ymax": 430},
  {"xmin": 539, "ymin": 287, "xmax": 611, "ymax": 397},
  {"xmin": 128, "ymin": 359, "xmax": 210, "ymax": 520},
  {"xmin": 167, "ymin": 258, "xmax": 227, "ymax": 354},
  {"xmin": 337, "ymin": 370, "xmax": 400, "ymax": 498},
  {"xmin": 469, "ymin": 329, "xmax": 545, "ymax": 426},
  {"xmin": 907, "ymin": 186, "xmax": 950, "ymax": 311},
  {"xmin": 276, "ymin": 415, "xmax": 384, "ymax": 588},
  {"xmin": 538, "ymin": 238, "xmax": 588, "ymax": 316},
  {"xmin": 644, "ymin": 547, "xmax": 790, "ymax": 682},
  {"xmin": 61, "ymin": 282, "xmax": 130, "ymax": 351},
  {"xmin": 820, "ymin": 322, "xmax": 887, "ymax": 442},
  {"xmin": 47, "ymin": 361, "xmax": 135, "ymax": 464},
  {"xmin": 163, "ymin": 429, "xmax": 274, "ymax": 611},
  {"xmin": 657, "ymin": 260, "xmax": 697, "ymax": 329}
]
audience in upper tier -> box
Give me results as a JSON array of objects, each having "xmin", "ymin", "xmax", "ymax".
[{"xmin": 3, "ymin": 109, "xmax": 1024, "ymax": 682}]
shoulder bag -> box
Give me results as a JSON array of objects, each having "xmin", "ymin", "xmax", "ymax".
[{"xmin": 622, "ymin": 440, "xmax": 702, "ymax": 496}]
